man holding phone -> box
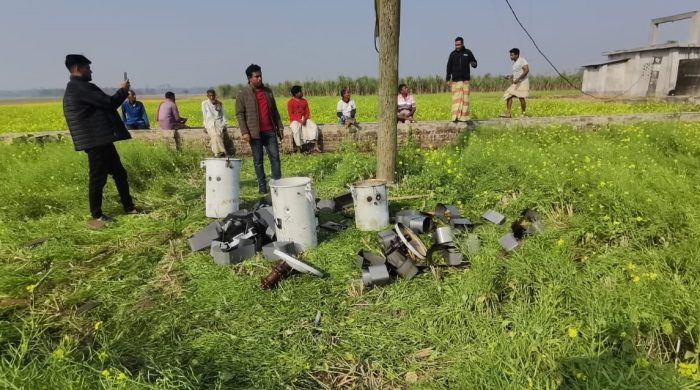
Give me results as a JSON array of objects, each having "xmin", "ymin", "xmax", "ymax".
[{"xmin": 62, "ymin": 54, "xmax": 140, "ymax": 229}]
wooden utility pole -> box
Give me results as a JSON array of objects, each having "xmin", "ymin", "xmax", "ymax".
[{"xmin": 376, "ymin": 0, "xmax": 400, "ymax": 183}]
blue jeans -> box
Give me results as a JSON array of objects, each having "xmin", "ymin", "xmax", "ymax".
[{"xmin": 250, "ymin": 131, "xmax": 281, "ymax": 190}]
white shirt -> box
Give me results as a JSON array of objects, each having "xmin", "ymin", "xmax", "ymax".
[
  {"xmin": 201, "ymin": 99, "xmax": 227, "ymax": 129},
  {"xmin": 512, "ymin": 57, "xmax": 529, "ymax": 81},
  {"xmin": 336, "ymin": 99, "xmax": 356, "ymax": 118}
]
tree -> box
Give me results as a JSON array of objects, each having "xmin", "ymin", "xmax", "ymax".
[{"xmin": 376, "ymin": 0, "xmax": 400, "ymax": 183}]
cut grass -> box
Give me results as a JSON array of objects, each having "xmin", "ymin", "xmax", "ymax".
[{"xmin": 1, "ymin": 121, "xmax": 699, "ymax": 388}]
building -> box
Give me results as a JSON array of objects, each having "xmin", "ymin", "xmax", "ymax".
[{"xmin": 582, "ymin": 10, "xmax": 700, "ymax": 97}]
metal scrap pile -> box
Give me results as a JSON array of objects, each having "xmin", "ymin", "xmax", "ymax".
[
  {"xmin": 187, "ymin": 199, "xmax": 324, "ymax": 288},
  {"xmin": 358, "ymin": 204, "xmax": 543, "ymax": 287}
]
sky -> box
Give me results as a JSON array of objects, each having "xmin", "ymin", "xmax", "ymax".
[{"xmin": 0, "ymin": 0, "xmax": 698, "ymax": 91}]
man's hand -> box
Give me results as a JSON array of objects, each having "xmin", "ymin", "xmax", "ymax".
[
  {"xmin": 121, "ymin": 80, "xmax": 131, "ymax": 91},
  {"xmin": 446, "ymin": 80, "xmax": 452, "ymax": 88},
  {"xmin": 241, "ymin": 132, "xmax": 251, "ymax": 143}
]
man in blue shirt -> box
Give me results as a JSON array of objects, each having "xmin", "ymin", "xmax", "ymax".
[{"xmin": 121, "ymin": 90, "xmax": 150, "ymax": 129}]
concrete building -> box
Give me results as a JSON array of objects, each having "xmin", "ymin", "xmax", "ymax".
[{"xmin": 582, "ymin": 10, "xmax": 700, "ymax": 97}]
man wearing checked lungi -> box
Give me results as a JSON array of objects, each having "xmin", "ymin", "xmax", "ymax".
[{"xmin": 445, "ymin": 36, "xmax": 477, "ymax": 123}]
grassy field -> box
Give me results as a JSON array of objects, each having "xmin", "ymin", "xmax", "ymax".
[
  {"xmin": 1, "ymin": 90, "xmax": 699, "ymax": 133},
  {"xmin": 1, "ymin": 121, "xmax": 699, "ymax": 388}
]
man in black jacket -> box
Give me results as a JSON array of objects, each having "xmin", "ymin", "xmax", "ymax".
[
  {"xmin": 446, "ymin": 36, "xmax": 477, "ymax": 122},
  {"xmin": 62, "ymin": 54, "xmax": 139, "ymax": 229}
]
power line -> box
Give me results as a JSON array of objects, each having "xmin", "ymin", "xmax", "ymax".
[{"xmin": 503, "ymin": 0, "xmax": 647, "ymax": 100}]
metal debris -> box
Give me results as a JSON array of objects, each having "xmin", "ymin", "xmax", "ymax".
[
  {"xmin": 188, "ymin": 221, "xmax": 223, "ymax": 252},
  {"xmin": 320, "ymin": 221, "xmax": 347, "ymax": 232},
  {"xmin": 482, "ymin": 209, "xmax": 506, "ymax": 225}
]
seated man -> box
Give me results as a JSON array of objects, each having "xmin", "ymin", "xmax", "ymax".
[
  {"xmin": 287, "ymin": 85, "xmax": 320, "ymax": 153},
  {"xmin": 397, "ymin": 83, "xmax": 416, "ymax": 123},
  {"xmin": 121, "ymin": 90, "xmax": 150, "ymax": 129},
  {"xmin": 156, "ymin": 91, "xmax": 188, "ymax": 130},
  {"xmin": 336, "ymin": 87, "xmax": 360, "ymax": 132}
]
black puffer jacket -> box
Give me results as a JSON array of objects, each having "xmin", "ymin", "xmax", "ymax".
[
  {"xmin": 446, "ymin": 48, "xmax": 478, "ymax": 82},
  {"xmin": 63, "ymin": 76, "xmax": 130, "ymax": 151}
]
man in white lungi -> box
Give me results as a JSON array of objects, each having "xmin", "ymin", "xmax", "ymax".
[
  {"xmin": 202, "ymin": 89, "xmax": 234, "ymax": 157},
  {"xmin": 501, "ymin": 48, "xmax": 530, "ymax": 118},
  {"xmin": 287, "ymin": 85, "xmax": 320, "ymax": 152}
]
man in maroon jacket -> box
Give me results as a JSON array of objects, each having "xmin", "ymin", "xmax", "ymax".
[{"xmin": 235, "ymin": 64, "xmax": 284, "ymax": 194}]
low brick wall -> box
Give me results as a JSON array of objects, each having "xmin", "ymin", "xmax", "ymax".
[
  {"xmin": 3, "ymin": 112, "xmax": 700, "ymax": 153},
  {"xmin": 130, "ymin": 121, "xmax": 467, "ymax": 154}
]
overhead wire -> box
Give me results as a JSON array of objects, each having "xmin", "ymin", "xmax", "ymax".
[{"xmin": 503, "ymin": 0, "xmax": 650, "ymax": 100}]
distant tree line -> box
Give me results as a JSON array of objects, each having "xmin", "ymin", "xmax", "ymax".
[{"xmin": 215, "ymin": 73, "xmax": 583, "ymax": 99}]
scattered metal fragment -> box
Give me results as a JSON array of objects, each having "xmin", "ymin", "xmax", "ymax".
[
  {"xmin": 262, "ymin": 241, "xmax": 297, "ymax": 261},
  {"xmin": 356, "ymin": 249, "xmax": 386, "ymax": 268},
  {"xmin": 261, "ymin": 261, "xmax": 293, "ymax": 289},
  {"xmin": 482, "ymin": 209, "xmax": 506, "ymax": 225},
  {"xmin": 273, "ymin": 250, "xmax": 324, "ymax": 277},
  {"xmin": 435, "ymin": 203, "xmax": 463, "ymax": 222},
  {"xmin": 332, "ymin": 192, "xmax": 354, "ymax": 211},
  {"xmin": 210, "ymin": 238, "xmax": 256, "ymax": 265},
  {"xmin": 499, "ymin": 232, "xmax": 520, "ymax": 252},
  {"xmin": 316, "ymin": 199, "xmax": 336, "ymax": 213},
  {"xmin": 433, "ymin": 226, "xmax": 454, "ymax": 244},
  {"xmin": 378, "ymin": 230, "xmax": 399, "ymax": 252},
  {"xmin": 188, "ymin": 221, "xmax": 223, "ymax": 252},
  {"xmin": 512, "ymin": 208, "xmax": 543, "ymax": 239},
  {"xmin": 442, "ymin": 247, "xmax": 463, "ymax": 265},
  {"xmin": 320, "ymin": 221, "xmax": 347, "ymax": 232},
  {"xmin": 394, "ymin": 223, "xmax": 428, "ymax": 261},
  {"xmin": 362, "ymin": 264, "xmax": 391, "ymax": 287},
  {"xmin": 394, "ymin": 257, "xmax": 420, "ymax": 279},
  {"xmin": 450, "ymin": 217, "xmax": 474, "ymax": 231}
]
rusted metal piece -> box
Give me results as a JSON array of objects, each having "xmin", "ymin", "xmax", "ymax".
[{"xmin": 261, "ymin": 261, "xmax": 293, "ymax": 289}]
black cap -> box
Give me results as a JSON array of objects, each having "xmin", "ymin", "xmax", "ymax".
[{"xmin": 65, "ymin": 54, "xmax": 91, "ymax": 70}]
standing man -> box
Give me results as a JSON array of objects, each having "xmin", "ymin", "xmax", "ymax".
[
  {"xmin": 62, "ymin": 54, "xmax": 139, "ymax": 229},
  {"xmin": 446, "ymin": 36, "xmax": 477, "ymax": 123},
  {"xmin": 501, "ymin": 48, "xmax": 530, "ymax": 118},
  {"xmin": 202, "ymin": 89, "xmax": 234, "ymax": 157},
  {"xmin": 235, "ymin": 64, "xmax": 284, "ymax": 194},
  {"xmin": 121, "ymin": 90, "xmax": 150, "ymax": 129}
]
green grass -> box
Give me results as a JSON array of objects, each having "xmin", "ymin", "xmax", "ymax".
[
  {"xmin": 1, "ymin": 91, "xmax": 699, "ymax": 133},
  {"xmin": 1, "ymin": 121, "xmax": 700, "ymax": 388}
]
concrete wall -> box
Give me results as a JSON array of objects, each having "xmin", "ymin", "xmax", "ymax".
[
  {"xmin": 584, "ymin": 47, "xmax": 700, "ymax": 97},
  {"xmin": 131, "ymin": 121, "xmax": 465, "ymax": 154},
  {"xmin": 6, "ymin": 113, "xmax": 700, "ymax": 151}
]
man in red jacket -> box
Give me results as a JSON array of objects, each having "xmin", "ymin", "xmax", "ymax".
[{"xmin": 235, "ymin": 64, "xmax": 284, "ymax": 194}]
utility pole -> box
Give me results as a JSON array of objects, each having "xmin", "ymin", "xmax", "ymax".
[{"xmin": 376, "ymin": 0, "xmax": 400, "ymax": 183}]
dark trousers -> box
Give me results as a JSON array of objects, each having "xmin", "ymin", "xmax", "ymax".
[
  {"xmin": 84, "ymin": 143, "xmax": 134, "ymax": 218},
  {"xmin": 249, "ymin": 131, "xmax": 281, "ymax": 189}
]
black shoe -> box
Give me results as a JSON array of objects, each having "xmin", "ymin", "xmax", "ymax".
[{"xmin": 258, "ymin": 184, "xmax": 268, "ymax": 194}]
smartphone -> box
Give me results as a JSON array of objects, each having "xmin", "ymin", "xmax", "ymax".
[{"xmin": 123, "ymin": 72, "xmax": 128, "ymax": 81}]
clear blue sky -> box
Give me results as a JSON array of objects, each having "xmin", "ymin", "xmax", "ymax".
[{"xmin": 0, "ymin": 0, "xmax": 698, "ymax": 90}]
